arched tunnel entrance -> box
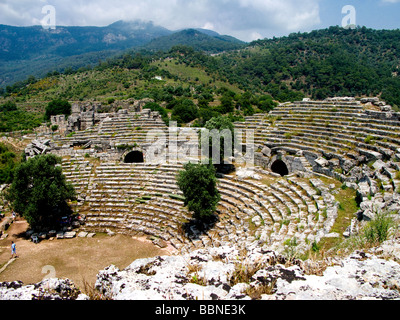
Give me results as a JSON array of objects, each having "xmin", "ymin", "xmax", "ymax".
[
  {"xmin": 124, "ymin": 151, "xmax": 144, "ymax": 164},
  {"xmin": 271, "ymin": 160, "xmax": 289, "ymax": 177}
]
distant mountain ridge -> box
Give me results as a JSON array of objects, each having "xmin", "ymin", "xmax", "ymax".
[
  {"xmin": 143, "ymin": 28, "xmax": 245, "ymax": 53},
  {"xmin": 0, "ymin": 20, "xmax": 171, "ymax": 61},
  {"xmin": 0, "ymin": 20, "xmax": 246, "ymax": 87}
]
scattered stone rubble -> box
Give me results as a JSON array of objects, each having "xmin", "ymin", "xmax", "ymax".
[
  {"xmin": 24, "ymin": 139, "xmax": 52, "ymax": 158},
  {"xmin": 360, "ymin": 97, "xmax": 393, "ymax": 112},
  {"xmin": 0, "ymin": 278, "xmax": 87, "ymax": 300}
]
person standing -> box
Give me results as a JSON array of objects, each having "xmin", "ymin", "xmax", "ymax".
[{"xmin": 11, "ymin": 241, "xmax": 17, "ymax": 258}]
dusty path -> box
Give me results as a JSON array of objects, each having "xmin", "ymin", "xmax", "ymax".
[{"xmin": 0, "ymin": 218, "xmax": 172, "ymax": 290}]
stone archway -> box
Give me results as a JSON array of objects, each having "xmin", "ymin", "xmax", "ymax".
[
  {"xmin": 124, "ymin": 151, "xmax": 144, "ymax": 163},
  {"xmin": 271, "ymin": 159, "xmax": 289, "ymax": 176}
]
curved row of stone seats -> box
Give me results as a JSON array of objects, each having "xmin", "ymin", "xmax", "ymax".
[
  {"xmin": 217, "ymin": 170, "xmax": 336, "ymax": 250},
  {"xmin": 61, "ymin": 155, "xmax": 95, "ymax": 195},
  {"xmin": 268, "ymin": 125, "xmax": 389, "ymax": 160},
  {"xmin": 53, "ymin": 111, "xmax": 168, "ymax": 148},
  {"xmin": 274, "ymin": 116, "xmax": 399, "ymax": 158},
  {"xmin": 236, "ymin": 102, "xmax": 400, "ymax": 163},
  {"xmin": 67, "ymin": 162, "xmax": 219, "ymax": 251},
  {"xmin": 273, "ymin": 176, "xmax": 334, "ymax": 243},
  {"xmin": 280, "ymin": 119, "xmax": 400, "ymax": 151},
  {"xmin": 294, "ymin": 100, "xmax": 362, "ymax": 106},
  {"xmin": 264, "ymin": 102, "xmax": 400, "ymax": 158},
  {"xmin": 254, "ymin": 135, "xmax": 390, "ymax": 166},
  {"xmin": 83, "ymin": 197, "xmax": 193, "ymax": 250},
  {"xmin": 59, "ymin": 152, "xmax": 338, "ymax": 253},
  {"xmin": 61, "ymin": 160, "xmax": 260, "ymax": 250},
  {"xmin": 296, "ymin": 126, "xmax": 394, "ymax": 160}
]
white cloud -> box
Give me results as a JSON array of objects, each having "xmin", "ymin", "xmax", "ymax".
[
  {"xmin": 0, "ymin": 0, "xmax": 322, "ymax": 41},
  {"xmin": 249, "ymin": 32, "xmax": 263, "ymax": 41},
  {"xmin": 202, "ymin": 22, "xmax": 215, "ymax": 31}
]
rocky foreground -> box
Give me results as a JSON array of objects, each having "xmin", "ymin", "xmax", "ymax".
[{"xmin": 1, "ymin": 239, "xmax": 400, "ymax": 300}]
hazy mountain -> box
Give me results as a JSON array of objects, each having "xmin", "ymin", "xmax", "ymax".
[
  {"xmin": 0, "ymin": 20, "xmax": 245, "ymax": 87},
  {"xmin": 0, "ymin": 20, "xmax": 171, "ymax": 61}
]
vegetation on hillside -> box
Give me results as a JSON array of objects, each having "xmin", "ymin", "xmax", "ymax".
[
  {"xmin": 45, "ymin": 99, "xmax": 72, "ymax": 120},
  {"xmin": 0, "ymin": 143, "xmax": 21, "ymax": 184},
  {"xmin": 214, "ymin": 26, "xmax": 400, "ymax": 106},
  {"xmin": 0, "ymin": 26, "xmax": 399, "ymax": 133},
  {"xmin": 0, "ymin": 21, "xmax": 244, "ymax": 87},
  {"xmin": 144, "ymin": 29, "xmax": 245, "ymax": 53},
  {"xmin": 0, "ymin": 101, "xmax": 43, "ymax": 133}
]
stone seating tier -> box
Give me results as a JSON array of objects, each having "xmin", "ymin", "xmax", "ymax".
[{"xmin": 60, "ymin": 157, "xmax": 336, "ymax": 253}]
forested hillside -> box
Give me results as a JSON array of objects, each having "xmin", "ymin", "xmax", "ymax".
[
  {"xmin": 143, "ymin": 29, "xmax": 245, "ymax": 53},
  {"xmin": 204, "ymin": 26, "xmax": 400, "ymax": 107},
  {"xmin": 0, "ymin": 21, "xmax": 245, "ymax": 87},
  {"xmin": 1, "ymin": 26, "xmax": 399, "ymax": 133}
]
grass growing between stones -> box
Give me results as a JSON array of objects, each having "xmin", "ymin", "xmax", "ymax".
[
  {"xmin": 315, "ymin": 186, "xmax": 359, "ymax": 256},
  {"xmin": 332, "ymin": 211, "xmax": 398, "ymax": 259}
]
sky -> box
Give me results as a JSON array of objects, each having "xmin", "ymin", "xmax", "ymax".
[{"xmin": 0, "ymin": 0, "xmax": 399, "ymax": 42}]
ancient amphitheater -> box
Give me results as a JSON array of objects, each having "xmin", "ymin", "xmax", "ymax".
[{"xmin": 31, "ymin": 97, "xmax": 400, "ymax": 256}]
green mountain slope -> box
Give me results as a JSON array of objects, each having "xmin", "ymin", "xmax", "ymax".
[
  {"xmin": 201, "ymin": 26, "xmax": 400, "ymax": 106},
  {"xmin": 144, "ymin": 29, "xmax": 245, "ymax": 53},
  {"xmin": 0, "ymin": 20, "xmax": 171, "ymax": 61},
  {"xmin": 1, "ymin": 26, "xmax": 400, "ymax": 133},
  {"xmin": 0, "ymin": 21, "xmax": 245, "ymax": 88},
  {"xmin": 0, "ymin": 20, "xmax": 171, "ymax": 87}
]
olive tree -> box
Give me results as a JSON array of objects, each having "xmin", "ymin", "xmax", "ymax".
[
  {"xmin": 6, "ymin": 154, "xmax": 76, "ymax": 230},
  {"xmin": 177, "ymin": 162, "xmax": 220, "ymax": 221}
]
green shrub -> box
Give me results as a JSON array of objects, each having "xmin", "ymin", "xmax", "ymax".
[
  {"xmin": 176, "ymin": 162, "xmax": 220, "ymax": 221},
  {"xmin": 6, "ymin": 154, "xmax": 76, "ymax": 229},
  {"xmin": 171, "ymin": 99, "xmax": 199, "ymax": 124},
  {"xmin": 363, "ymin": 212, "xmax": 394, "ymax": 245},
  {"xmin": 0, "ymin": 143, "xmax": 19, "ymax": 184},
  {"xmin": 0, "ymin": 101, "xmax": 17, "ymax": 112},
  {"xmin": 143, "ymin": 102, "xmax": 169, "ymax": 125},
  {"xmin": 45, "ymin": 99, "xmax": 71, "ymax": 120}
]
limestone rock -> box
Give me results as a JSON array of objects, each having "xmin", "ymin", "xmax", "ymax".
[
  {"xmin": 252, "ymin": 216, "xmax": 262, "ymax": 227},
  {"xmin": 270, "ymin": 250, "xmax": 400, "ymax": 300},
  {"xmin": 315, "ymin": 157, "xmax": 329, "ymax": 167},
  {"xmin": 372, "ymin": 160, "xmax": 387, "ymax": 172},
  {"xmin": 64, "ymin": 231, "xmax": 76, "ymax": 239},
  {"xmin": 342, "ymin": 159, "xmax": 357, "ymax": 173},
  {"xmin": 25, "ymin": 139, "xmax": 52, "ymax": 159},
  {"xmin": 1, "ymin": 241, "xmax": 400, "ymax": 300},
  {"xmin": 261, "ymin": 147, "xmax": 271, "ymax": 157},
  {"xmin": 0, "ymin": 279, "xmax": 84, "ymax": 300}
]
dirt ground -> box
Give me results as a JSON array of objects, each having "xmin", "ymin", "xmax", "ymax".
[{"xmin": 0, "ymin": 218, "xmax": 173, "ymax": 291}]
